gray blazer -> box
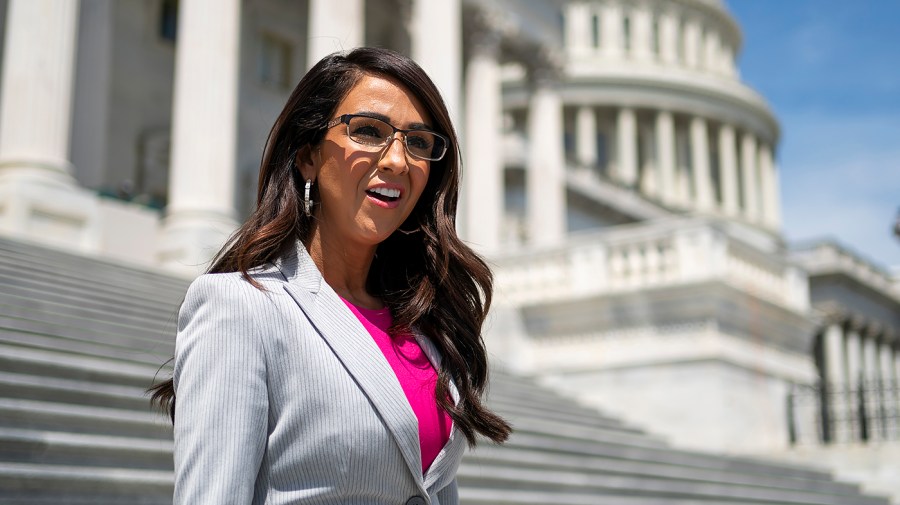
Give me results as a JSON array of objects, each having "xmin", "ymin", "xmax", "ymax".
[{"xmin": 172, "ymin": 241, "xmax": 465, "ymax": 505}]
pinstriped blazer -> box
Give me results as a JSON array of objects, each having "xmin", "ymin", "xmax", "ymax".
[{"xmin": 172, "ymin": 240, "xmax": 465, "ymax": 505}]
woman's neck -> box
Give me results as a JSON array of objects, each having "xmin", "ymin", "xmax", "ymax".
[{"xmin": 305, "ymin": 226, "xmax": 383, "ymax": 310}]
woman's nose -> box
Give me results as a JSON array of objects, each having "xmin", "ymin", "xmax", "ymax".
[{"xmin": 378, "ymin": 134, "xmax": 409, "ymax": 174}]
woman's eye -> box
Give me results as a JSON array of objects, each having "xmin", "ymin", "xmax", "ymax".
[
  {"xmin": 407, "ymin": 134, "xmax": 433, "ymax": 150},
  {"xmin": 352, "ymin": 125, "xmax": 383, "ymax": 138}
]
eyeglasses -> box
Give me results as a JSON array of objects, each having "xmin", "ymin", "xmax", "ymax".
[{"xmin": 325, "ymin": 114, "xmax": 449, "ymax": 162}]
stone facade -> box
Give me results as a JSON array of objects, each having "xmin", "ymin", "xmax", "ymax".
[{"xmin": 0, "ymin": 0, "xmax": 897, "ymax": 500}]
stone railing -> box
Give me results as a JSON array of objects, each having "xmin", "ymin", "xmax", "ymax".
[
  {"xmin": 791, "ymin": 241, "xmax": 900, "ymax": 303},
  {"xmin": 492, "ymin": 217, "xmax": 808, "ymax": 312}
]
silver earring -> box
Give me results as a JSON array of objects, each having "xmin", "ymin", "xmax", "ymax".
[{"xmin": 303, "ymin": 179, "xmax": 312, "ymax": 215}]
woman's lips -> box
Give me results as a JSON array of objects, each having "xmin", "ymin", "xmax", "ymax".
[{"xmin": 365, "ymin": 192, "xmax": 401, "ymax": 209}]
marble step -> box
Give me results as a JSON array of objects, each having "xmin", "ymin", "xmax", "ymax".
[
  {"xmin": 0, "ymin": 462, "xmax": 172, "ymax": 505},
  {"xmin": 0, "ymin": 343, "xmax": 167, "ymax": 388},
  {"xmin": 455, "ymin": 464, "xmax": 889, "ymax": 505},
  {"xmin": 0, "ymin": 236, "xmax": 189, "ymax": 292},
  {"xmin": 0, "ymin": 398, "xmax": 171, "ymax": 439},
  {"xmin": 0, "ymin": 268, "xmax": 182, "ymax": 319},
  {"xmin": 458, "ymin": 487, "xmax": 888, "ymax": 505},
  {"xmin": 0, "ymin": 371, "xmax": 153, "ymax": 411},
  {"xmin": 466, "ymin": 445, "xmax": 863, "ymax": 498},
  {"xmin": 0, "ymin": 428, "xmax": 172, "ymax": 470},
  {"xmin": 0, "ymin": 325, "xmax": 172, "ymax": 366},
  {"xmin": 0, "ymin": 301, "xmax": 175, "ymax": 345}
]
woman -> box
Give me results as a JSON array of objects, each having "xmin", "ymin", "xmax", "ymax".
[{"xmin": 150, "ymin": 47, "xmax": 510, "ymax": 504}]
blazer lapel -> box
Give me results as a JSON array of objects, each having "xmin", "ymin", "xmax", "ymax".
[
  {"xmin": 276, "ymin": 242, "xmax": 425, "ymax": 488},
  {"xmin": 415, "ymin": 334, "xmax": 465, "ymax": 492}
]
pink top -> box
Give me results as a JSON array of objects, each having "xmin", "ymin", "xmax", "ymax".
[{"xmin": 341, "ymin": 299, "xmax": 453, "ymax": 473}]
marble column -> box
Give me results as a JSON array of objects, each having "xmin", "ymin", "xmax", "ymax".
[
  {"xmin": 863, "ymin": 333, "xmax": 882, "ymax": 439},
  {"xmin": 600, "ymin": 2, "xmax": 623, "ymax": 59},
  {"xmin": 878, "ymin": 338, "xmax": 895, "ymax": 438},
  {"xmin": 659, "ymin": 10, "xmax": 679, "ymax": 65},
  {"xmin": 158, "ymin": 0, "xmax": 241, "ymax": 273},
  {"xmin": 689, "ymin": 116, "xmax": 713, "ymax": 211},
  {"xmin": 462, "ymin": 29, "xmax": 503, "ymax": 252},
  {"xmin": 824, "ymin": 323, "xmax": 848, "ymax": 442},
  {"xmin": 632, "ymin": 5, "xmax": 653, "ymax": 61},
  {"xmin": 655, "ymin": 111, "xmax": 676, "ymax": 206},
  {"xmin": 0, "ymin": 0, "xmax": 103, "ymax": 250},
  {"xmin": 0, "ymin": 0, "xmax": 79, "ymax": 186},
  {"xmin": 718, "ymin": 124, "xmax": 739, "ymax": 216},
  {"xmin": 616, "ymin": 108, "xmax": 638, "ymax": 187},
  {"xmin": 703, "ymin": 30, "xmax": 720, "ymax": 72},
  {"xmin": 307, "ymin": 0, "xmax": 364, "ymax": 67},
  {"xmin": 683, "ymin": 18, "xmax": 701, "ymax": 69},
  {"xmin": 758, "ymin": 142, "xmax": 781, "ymax": 230},
  {"xmin": 576, "ymin": 106, "xmax": 598, "ymax": 167},
  {"xmin": 565, "ymin": 2, "xmax": 592, "ymax": 57},
  {"xmin": 526, "ymin": 74, "xmax": 566, "ymax": 247},
  {"xmin": 740, "ymin": 132, "xmax": 760, "ymax": 223},
  {"xmin": 412, "ymin": 0, "xmax": 461, "ymax": 126},
  {"xmin": 845, "ymin": 328, "xmax": 863, "ymax": 441}
]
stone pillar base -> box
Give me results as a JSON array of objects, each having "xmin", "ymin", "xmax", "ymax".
[
  {"xmin": 0, "ymin": 172, "xmax": 101, "ymax": 252},
  {"xmin": 0, "ymin": 171, "xmax": 166, "ymax": 268},
  {"xmin": 157, "ymin": 211, "xmax": 239, "ymax": 277}
]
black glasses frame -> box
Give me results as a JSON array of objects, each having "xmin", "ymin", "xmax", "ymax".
[{"xmin": 325, "ymin": 113, "xmax": 449, "ymax": 161}]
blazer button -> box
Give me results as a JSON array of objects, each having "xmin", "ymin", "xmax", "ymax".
[{"xmin": 405, "ymin": 496, "xmax": 427, "ymax": 505}]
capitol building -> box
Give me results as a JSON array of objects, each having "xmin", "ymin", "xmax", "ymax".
[{"xmin": 0, "ymin": 0, "xmax": 898, "ymax": 502}]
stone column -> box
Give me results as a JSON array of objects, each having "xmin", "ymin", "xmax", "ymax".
[
  {"xmin": 158, "ymin": 0, "xmax": 242, "ymax": 274},
  {"xmin": 0, "ymin": 0, "xmax": 79, "ymax": 186},
  {"xmin": 683, "ymin": 18, "xmax": 701, "ymax": 69},
  {"xmin": 576, "ymin": 106, "xmax": 598, "ymax": 167},
  {"xmin": 412, "ymin": 0, "xmax": 461, "ymax": 127},
  {"xmin": 659, "ymin": 9, "xmax": 678, "ymax": 65},
  {"xmin": 758, "ymin": 142, "xmax": 781, "ymax": 230},
  {"xmin": 0, "ymin": 0, "xmax": 102, "ymax": 250},
  {"xmin": 565, "ymin": 2, "xmax": 592, "ymax": 58},
  {"xmin": 689, "ymin": 116, "xmax": 713, "ymax": 211},
  {"xmin": 862, "ymin": 333, "xmax": 881, "ymax": 439},
  {"xmin": 845, "ymin": 327, "xmax": 863, "ymax": 441},
  {"xmin": 526, "ymin": 73, "xmax": 566, "ymax": 247},
  {"xmin": 632, "ymin": 4, "xmax": 653, "ymax": 61},
  {"xmin": 616, "ymin": 108, "xmax": 638, "ymax": 187},
  {"xmin": 878, "ymin": 337, "xmax": 895, "ymax": 439},
  {"xmin": 462, "ymin": 29, "xmax": 503, "ymax": 252},
  {"xmin": 655, "ymin": 111, "xmax": 676, "ymax": 205},
  {"xmin": 824, "ymin": 323, "xmax": 848, "ymax": 442},
  {"xmin": 307, "ymin": 0, "xmax": 364, "ymax": 67},
  {"xmin": 703, "ymin": 30, "xmax": 720, "ymax": 72},
  {"xmin": 718, "ymin": 124, "xmax": 739, "ymax": 216},
  {"xmin": 600, "ymin": 2, "xmax": 623, "ymax": 59},
  {"xmin": 740, "ymin": 132, "xmax": 760, "ymax": 223}
]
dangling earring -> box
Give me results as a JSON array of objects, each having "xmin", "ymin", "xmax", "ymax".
[{"xmin": 303, "ymin": 179, "xmax": 313, "ymax": 215}]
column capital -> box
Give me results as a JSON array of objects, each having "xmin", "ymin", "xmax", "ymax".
[{"xmin": 464, "ymin": 6, "xmax": 506, "ymax": 59}]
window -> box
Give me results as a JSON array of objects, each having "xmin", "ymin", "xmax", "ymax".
[
  {"xmin": 623, "ymin": 14, "xmax": 632, "ymax": 53},
  {"xmin": 258, "ymin": 33, "xmax": 292, "ymax": 90},
  {"xmin": 159, "ymin": 0, "xmax": 178, "ymax": 42},
  {"xmin": 591, "ymin": 13, "xmax": 601, "ymax": 48}
]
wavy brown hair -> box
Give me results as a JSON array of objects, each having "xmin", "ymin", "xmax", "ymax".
[{"xmin": 150, "ymin": 47, "xmax": 510, "ymax": 446}]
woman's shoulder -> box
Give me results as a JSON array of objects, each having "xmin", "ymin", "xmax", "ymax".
[{"xmin": 182, "ymin": 266, "xmax": 288, "ymax": 312}]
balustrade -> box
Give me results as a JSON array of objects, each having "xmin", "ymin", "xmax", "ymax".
[{"xmin": 494, "ymin": 220, "xmax": 806, "ymax": 310}]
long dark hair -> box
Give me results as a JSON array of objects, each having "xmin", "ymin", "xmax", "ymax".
[{"xmin": 150, "ymin": 47, "xmax": 510, "ymax": 446}]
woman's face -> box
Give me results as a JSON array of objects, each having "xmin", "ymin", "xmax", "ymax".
[{"xmin": 302, "ymin": 73, "xmax": 433, "ymax": 249}]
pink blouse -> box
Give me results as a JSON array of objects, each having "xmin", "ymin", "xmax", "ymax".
[{"xmin": 341, "ymin": 299, "xmax": 453, "ymax": 472}]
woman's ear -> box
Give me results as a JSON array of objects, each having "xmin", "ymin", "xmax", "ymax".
[{"xmin": 295, "ymin": 145, "xmax": 318, "ymax": 181}]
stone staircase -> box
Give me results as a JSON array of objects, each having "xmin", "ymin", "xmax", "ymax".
[{"xmin": 0, "ymin": 235, "xmax": 890, "ymax": 505}]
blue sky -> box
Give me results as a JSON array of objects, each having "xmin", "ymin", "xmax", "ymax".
[{"xmin": 725, "ymin": 1, "xmax": 900, "ymax": 270}]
